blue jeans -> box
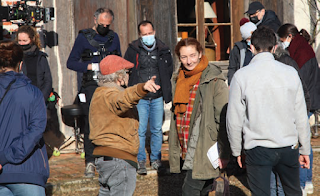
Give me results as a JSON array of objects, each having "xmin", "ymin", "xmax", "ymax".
[
  {"xmin": 300, "ymin": 147, "xmax": 313, "ymax": 188},
  {"xmin": 0, "ymin": 184, "xmax": 45, "ymax": 196},
  {"xmin": 270, "ymin": 171, "xmax": 284, "ymax": 196},
  {"xmin": 95, "ymin": 157, "xmax": 136, "ymax": 196},
  {"xmin": 137, "ymin": 97, "xmax": 164, "ymax": 162}
]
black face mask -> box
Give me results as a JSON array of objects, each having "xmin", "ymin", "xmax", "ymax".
[
  {"xmin": 96, "ymin": 24, "xmax": 110, "ymax": 36},
  {"xmin": 20, "ymin": 44, "xmax": 32, "ymax": 51},
  {"xmin": 121, "ymin": 84, "xmax": 127, "ymax": 89},
  {"xmin": 250, "ymin": 16, "xmax": 259, "ymax": 24},
  {"xmin": 120, "ymin": 78, "xmax": 128, "ymax": 89}
]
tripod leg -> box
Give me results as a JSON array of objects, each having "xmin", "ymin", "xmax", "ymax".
[{"xmin": 74, "ymin": 117, "xmax": 79, "ymax": 153}]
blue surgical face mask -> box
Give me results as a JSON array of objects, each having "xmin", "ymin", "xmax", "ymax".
[
  {"xmin": 141, "ymin": 34, "xmax": 155, "ymax": 46},
  {"xmin": 246, "ymin": 40, "xmax": 251, "ymax": 46}
]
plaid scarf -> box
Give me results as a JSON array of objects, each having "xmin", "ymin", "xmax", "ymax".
[{"xmin": 176, "ymin": 79, "xmax": 200, "ymax": 159}]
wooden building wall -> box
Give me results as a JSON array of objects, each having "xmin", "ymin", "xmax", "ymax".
[
  {"xmin": 136, "ymin": 0, "xmax": 178, "ymax": 61},
  {"xmin": 41, "ymin": 0, "xmax": 177, "ymax": 140},
  {"xmin": 73, "ymin": 0, "xmax": 133, "ymax": 56}
]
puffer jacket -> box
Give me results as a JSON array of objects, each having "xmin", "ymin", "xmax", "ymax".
[
  {"xmin": 0, "ymin": 71, "xmax": 49, "ymax": 187},
  {"xmin": 89, "ymin": 83, "xmax": 148, "ymax": 163},
  {"xmin": 169, "ymin": 63, "xmax": 231, "ymax": 180}
]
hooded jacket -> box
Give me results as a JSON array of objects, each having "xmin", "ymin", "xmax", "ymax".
[
  {"xmin": 169, "ymin": 63, "xmax": 230, "ymax": 180},
  {"xmin": 0, "ymin": 71, "xmax": 49, "ymax": 187},
  {"xmin": 124, "ymin": 38, "xmax": 173, "ymax": 103}
]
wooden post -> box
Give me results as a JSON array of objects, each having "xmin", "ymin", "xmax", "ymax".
[{"xmin": 196, "ymin": 0, "xmax": 205, "ymax": 49}]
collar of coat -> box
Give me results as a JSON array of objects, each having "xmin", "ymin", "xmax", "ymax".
[{"xmin": 100, "ymin": 82, "xmax": 124, "ymax": 91}]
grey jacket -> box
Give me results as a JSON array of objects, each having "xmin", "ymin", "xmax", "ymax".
[
  {"xmin": 169, "ymin": 63, "xmax": 230, "ymax": 180},
  {"xmin": 227, "ymin": 52, "xmax": 310, "ymax": 156}
]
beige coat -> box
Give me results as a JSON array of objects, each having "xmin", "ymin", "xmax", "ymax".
[{"xmin": 89, "ymin": 83, "xmax": 147, "ymax": 163}]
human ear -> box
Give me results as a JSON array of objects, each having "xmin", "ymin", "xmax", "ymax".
[{"xmin": 250, "ymin": 44, "xmax": 256, "ymax": 54}]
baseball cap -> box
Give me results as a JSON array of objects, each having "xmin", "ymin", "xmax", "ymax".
[{"xmin": 245, "ymin": 1, "xmax": 264, "ymax": 15}]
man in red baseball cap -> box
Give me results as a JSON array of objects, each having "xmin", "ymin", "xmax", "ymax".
[
  {"xmin": 245, "ymin": 1, "xmax": 281, "ymax": 32},
  {"xmin": 89, "ymin": 55, "xmax": 160, "ymax": 195}
]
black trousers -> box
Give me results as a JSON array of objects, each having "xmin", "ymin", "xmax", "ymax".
[
  {"xmin": 78, "ymin": 82, "xmax": 98, "ymax": 164},
  {"xmin": 245, "ymin": 146, "xmax": 301, "ymax": 196},
  {"xmin": 182, "ymin": 170, "xmax": 213, "ymax": 196}
]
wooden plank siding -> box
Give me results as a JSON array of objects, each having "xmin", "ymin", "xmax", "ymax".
[
  {"xmin": 73, "ymin": 0, "xmax": 129, "ymax": 56},
  {"xmin": 135, "ymin": 0, "xmax": 177, "ymax": 54},
  {"xmin": 231, "ymin": 0, "xmax": 245, "ymax": 43},
  {"xmin": 135, "ymin": 0, "xmax": 178, "ymax": 69}
]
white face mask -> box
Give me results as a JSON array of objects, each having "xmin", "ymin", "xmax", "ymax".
[{"xmin": 281, "ymin": 36, "xmax": 290, "ymax": 49}]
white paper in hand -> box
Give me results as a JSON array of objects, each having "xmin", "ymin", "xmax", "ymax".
[{"xmin": 207, "ymin": 142, "xmax": 219, "ymax": 169}]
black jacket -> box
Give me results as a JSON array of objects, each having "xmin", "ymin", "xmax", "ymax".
[
  {"xmin": 299, "ymin": 57, "xmax": 320, "ymax": 110},
  {"xmin": 124, "ymin": 38, "xmax": 173, "ymax": 103},
  {"xmin": 22, "ymin": 49, "xmax": 52, "ymax": 101},
  {"xmin": 259, "ymin": 10, "xmax": 281, "ymax": 32},
  {"xmin": 227, "ymin": 40, "xmax": 253, "ymax": 85}
]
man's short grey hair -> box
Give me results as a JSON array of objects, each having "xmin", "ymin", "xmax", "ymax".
[
  {"xmin": 98, "ymin": 69, "xmax": 127, "ymax": 86},
  {"xmin": 94, "ymin": 8, "xmax": 114, "ymax": 21}
]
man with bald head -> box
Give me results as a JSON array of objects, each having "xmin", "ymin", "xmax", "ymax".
[{"xmin": 67, "ymin": 7, "xmax": 121, "ymax": 177}]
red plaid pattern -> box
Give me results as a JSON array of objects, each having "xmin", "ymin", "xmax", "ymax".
[{"xmin": 176, "ymin": 79, "xmax": 200, "ymax": 159}]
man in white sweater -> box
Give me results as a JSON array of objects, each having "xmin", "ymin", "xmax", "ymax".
[{"xmin": 227, "ymin": 26, "xmax": 310, "ymax": 196}]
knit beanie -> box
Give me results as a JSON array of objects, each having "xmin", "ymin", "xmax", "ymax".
[
  {"xmin": 99, "ymin": 55, "xmax": 134, "ymax": 75},
  {"xmin": 240, "ymin": 22, "xmax": 257, "ymax": 40},
  {"xmin": 239, "ymin": 18, "xmax": 250, "ymax": 26}
]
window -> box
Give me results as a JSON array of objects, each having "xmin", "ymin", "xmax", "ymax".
[{"xmin": 177, "ymin": 0, "xmax": 233, "ymax": 62}]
